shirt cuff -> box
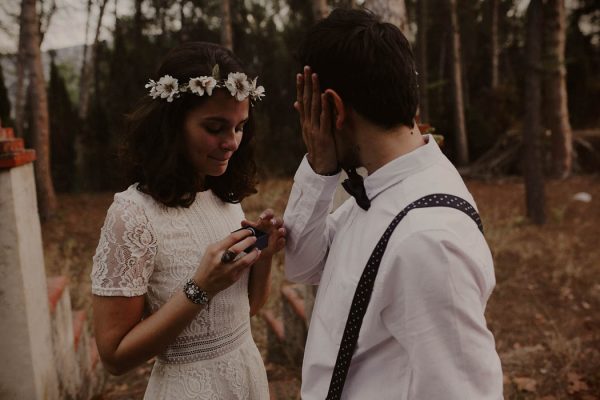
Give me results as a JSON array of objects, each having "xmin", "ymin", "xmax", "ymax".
[{"xmin": 294, "ymin": 155, "xmax": 341, "ymax": 201}]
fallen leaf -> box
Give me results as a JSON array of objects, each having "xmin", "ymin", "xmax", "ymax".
[
  {"xmin": 513, "ymin": 376, "xmax": 537, "ymax": 392},
  {"xmin": 567, "ymin": 372, "xmax": 589, "ymax": 394},
  {"xmin": 582, "ymin": 301, "xmax": 591, "ymax": 310},
  {"xmin": 572, "ymin": 192, "xmax": 592, "ymax": 202}
]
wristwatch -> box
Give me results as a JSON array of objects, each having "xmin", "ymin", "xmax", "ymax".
[{"xmin": 183, "ymin": 279, "xmax": 210, "ymax": 305}]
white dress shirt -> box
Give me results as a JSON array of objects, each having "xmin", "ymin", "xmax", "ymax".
[{"xmin": 284, "ymin": 136, "xmax": 503, "ymax": 400}]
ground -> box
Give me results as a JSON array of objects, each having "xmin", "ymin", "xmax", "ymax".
[{"xmin": 41, "ymin": 176, "xmax": 600, "ymax": 399}]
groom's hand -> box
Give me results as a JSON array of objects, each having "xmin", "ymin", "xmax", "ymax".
[{"xmin": 294, "ymin": 66, "xmax": 339, "ymax": 175}]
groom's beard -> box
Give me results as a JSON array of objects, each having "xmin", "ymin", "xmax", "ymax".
[
  {"xmin": 333, "ymin": 129, "xmax": 362, "ymax": 171},
  {"xmin": 338, "ymin": 143, "xmax": 361, "ymax": 171}
]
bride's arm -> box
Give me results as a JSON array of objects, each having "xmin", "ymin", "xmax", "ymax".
[
  {"xmin": 93, "ymin": 230, "xmax": 260, "ymax": 375},
  {"xmin": 93, "ymin": 291, "xmax": 204, "ymax": 375}
]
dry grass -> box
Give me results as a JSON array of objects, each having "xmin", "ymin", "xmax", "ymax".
[{"xmin": 41, "ymin": 175, "xmax": 600, "ymax": 399}]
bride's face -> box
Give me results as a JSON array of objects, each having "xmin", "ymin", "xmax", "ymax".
[{"xmin": 183, "ymin": 89, "xmax": 250, "ymax": 180}]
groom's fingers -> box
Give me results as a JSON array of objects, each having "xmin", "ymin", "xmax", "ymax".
[
  {"xmin": 311, "ymin": 73, "xmax": 321, "ymax": 130},
  {"xmin": 259, "ymin": 209, "xmax": 275, "ymax": 221},
  {"xmin": 303, "ymin": 66, "xmax": 313, "ymax": 126},
  {"xmin": 321, "ymin": 93, "xmax": 332, "ymax": 136},
  {"xmin": 295, "ymin": 73, "xmax": 304, "ymax": 119}
]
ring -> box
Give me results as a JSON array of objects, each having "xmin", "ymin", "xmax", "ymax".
[{"xmin": 221, "ymin": 249, "xmax": 236, "ymax": 264}]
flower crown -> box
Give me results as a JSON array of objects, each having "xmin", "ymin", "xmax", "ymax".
[{"xmin": 145, "ymin": 64, "xmax": 265, "ymax": 104}]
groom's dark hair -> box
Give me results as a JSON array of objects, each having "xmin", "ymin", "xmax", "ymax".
[{"xmin": 298, "ymin": 8, "xmax": 419, "ymax": 130}]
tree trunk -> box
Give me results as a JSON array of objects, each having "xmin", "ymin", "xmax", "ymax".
[
  {"xmin": 220, "ymin": 0, "xmax": 233, "ymax": 51},
  {"xmin": 364, "ymin": 0, "xmax": 408, "ymax": 32},
  {"xmin": 91, "ymin": 0, "xmax": 109, "ymax": 98},
  {"xmin": 15, "ymin": 0, "xmax": 56, "ymax": 138},
  {"xmin": 38, "ymin": 0, "xmax": 57, "ymax": 43},
  {"xmin": 78, "ymin": 0, "xmax": 93, "ymax": 120},
  {"xmin": 179, "ymin": 0, "xmax": 187, "ymax": 40},
  {"xmin": 437, "ymin": 31, "xmax": 447, "ymax": 110},
  {"xmin": 133, "ymin": 0, "xmax": 143, "ymax": 47},
  {"xmin": 449, "ymin": 0, "xmax": 469, "ymax": 165},
  {"xmin": 312, "ymin": 0, "xmax": 328, "ymax": 20},
  {"xmin": 524, "ymin": 0, "xmax": 545, "ymax": 225},
  {"xmin": 417, "ymin": 0, "xmax": 429, "ymax": 122},
  {"xmin": 490, "ymin": 0, "xmax": 499, "ymax": 89},
  {"xmin": 15, "ymin": 6, "xmax": 27, "ymax": 137},
  {"xmin": 544, "ymin": 0, "xmax": 572, "ymax": 179},
  {"xmin": 20, "ymin": 0, "xmax": 57, "ymax": 220}
]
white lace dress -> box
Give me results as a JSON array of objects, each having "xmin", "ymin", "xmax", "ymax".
[{"xmin": 91, "ymin": 185, "xmax": 269, "ymax": 399}]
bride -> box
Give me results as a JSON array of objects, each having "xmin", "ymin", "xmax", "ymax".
[{"xmin": 91, "ymin": 41, "xmax": 284, "ymax": 399}]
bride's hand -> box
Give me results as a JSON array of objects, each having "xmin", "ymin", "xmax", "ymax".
[
  {"xmin": 242, "ymin": 209, "xmax": 286, "ymax": 259},
  {"xmin": 192, "ymin": 229, "xmax": 261, "ymax": 298}
]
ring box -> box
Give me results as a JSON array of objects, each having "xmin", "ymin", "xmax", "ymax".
[{"xmin": 233, "ymin": 227, "xmax": 269, "ymax": 253}]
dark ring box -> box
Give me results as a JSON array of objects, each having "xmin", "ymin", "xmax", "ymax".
[{"xmin": 233, "ymin": 227, "xmax": 269, "ymax": 253}]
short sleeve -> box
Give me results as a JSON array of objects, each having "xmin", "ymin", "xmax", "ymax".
[{"xmin": 91, "ymin": 196, "xmax": 158, "ymax": 297}]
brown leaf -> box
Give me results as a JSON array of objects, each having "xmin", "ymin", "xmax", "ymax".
[
  {"xmin": 513, "ymin": 376, "xmax": 537, "ymax": 392},
  {"xmin": 567, "ymin": 372, "xmax": 589, "ymax": 394}
]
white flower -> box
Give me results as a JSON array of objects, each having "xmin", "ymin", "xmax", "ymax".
[
  {"xmin": 155, "ymin": 75, "xmax": 179, "ymax": 102},
  {"xmin": 225, "ymin": 72, "xmax": 250, "ymax": 101},
  {"xmin": 188, "ymin": 76, "xmax": 218, "ymax": 96},
  {"xmin": 145, "ymin": 71, "xmax": 264, "ymax": 104},
  {"xmin": 249, "ymin": 77, "xmax": 265, "ymax": 102},
  {"xmin": 145, "ymin": 79, "xmax": 161, "ymax": 99}
]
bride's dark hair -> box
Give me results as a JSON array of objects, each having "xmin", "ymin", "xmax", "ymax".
[{"xmin": 121, "ymin": 42, "xmax": 258, "ymax": 207}]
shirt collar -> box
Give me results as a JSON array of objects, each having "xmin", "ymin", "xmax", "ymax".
[{"xmin": 363, "ymin": 134, "xmax": 442, "ymax": 201}]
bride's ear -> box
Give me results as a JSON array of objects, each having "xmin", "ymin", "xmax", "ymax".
[{"xmin": 324, "ymin": 89, "xmax": 345, "ymax": 130}]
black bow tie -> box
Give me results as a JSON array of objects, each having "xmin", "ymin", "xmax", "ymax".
[{"xmin": 342, "ymin": 168, "xmax": 371, "ymax": 211}]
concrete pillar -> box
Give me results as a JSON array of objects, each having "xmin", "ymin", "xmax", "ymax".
[{"xmin": 0, "ymin": 127, "xmax": 59, "ymax": 399}]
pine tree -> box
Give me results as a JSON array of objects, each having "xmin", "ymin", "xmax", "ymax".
[
  {"xmin": 524, "ymin": 0, "xmax": 546, "ymax": 224},
  {"xmin": 48, "ymin": 57, "xmax": 77, "ymax": 192}
]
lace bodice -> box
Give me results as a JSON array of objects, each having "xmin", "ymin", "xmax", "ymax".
[{"xmin": 91, "ymin": 185, "xmax": 269, "ymax": 399}]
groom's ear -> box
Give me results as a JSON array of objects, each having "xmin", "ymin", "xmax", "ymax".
[{"xmin": 324, "ymin": 89, "xmax": 345, "ymax": 131}]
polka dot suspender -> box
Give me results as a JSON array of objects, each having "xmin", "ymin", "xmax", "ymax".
[{"xmin": 325, "ymin": 194, "xmax": 484, "ymax": 400}]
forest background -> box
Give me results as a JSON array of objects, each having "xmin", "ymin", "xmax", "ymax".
[
  {"xmin": 0, "ymin": 0, "xmax": 599, "ymax": 398},
  {"xmin": 1, "ymin": 0, "xmax": 598, "ymax": 208}
]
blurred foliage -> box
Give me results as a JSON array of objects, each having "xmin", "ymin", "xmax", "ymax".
[{"xmin": 6, "ymin": 0, "xmax": 597, "ymax": 190}]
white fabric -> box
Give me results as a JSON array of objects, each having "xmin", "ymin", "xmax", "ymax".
[
  {"xmin": 91, "ymin": 185, "xmax": 269, "ymax": 399},
  {"xmin": 284, "ymin": 136, "xmax": 503, "ymax": 400}
]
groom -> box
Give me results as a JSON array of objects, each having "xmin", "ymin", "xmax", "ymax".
[{"xmin": 283, "ymin": 8, "xmax": 503, "ymax": 400}]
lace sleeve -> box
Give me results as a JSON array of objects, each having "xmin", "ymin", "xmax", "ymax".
[{"xmin": 91, "ymin": 196, "xmax": 158, "ymax": 297}]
